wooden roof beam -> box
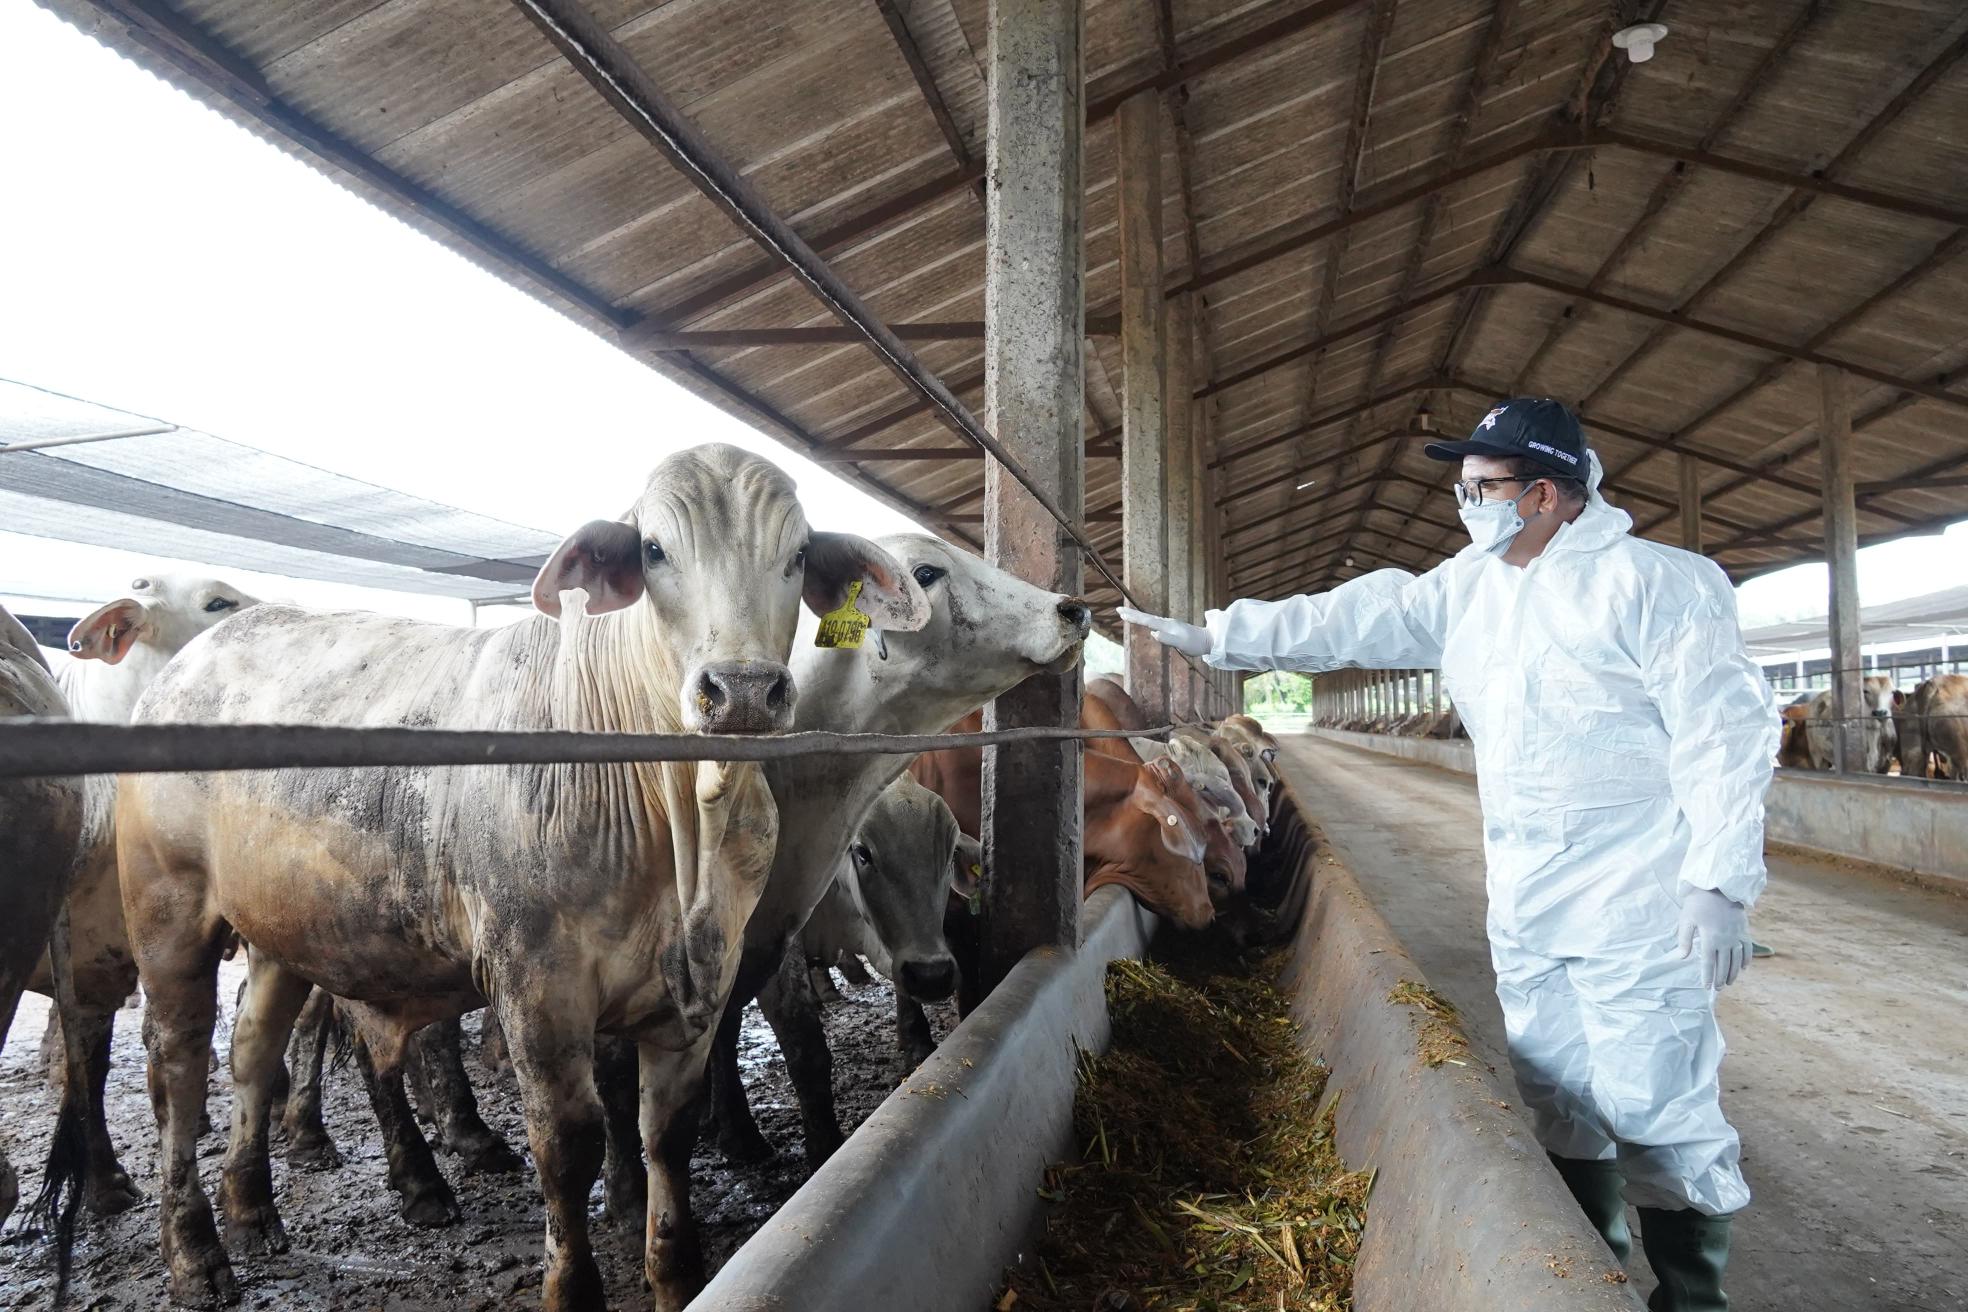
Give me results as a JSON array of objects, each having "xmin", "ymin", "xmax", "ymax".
[
  {"xmin": 872, "ymin": 0, "xmax": 983, "ymax": 203},
  {"xmin": 639, "ymin": 317, "xmax": 1119, "ymax": 349},
  {"xmin": 1508, "ymin": 0, "xmax": 1825, "ymax": 394}
]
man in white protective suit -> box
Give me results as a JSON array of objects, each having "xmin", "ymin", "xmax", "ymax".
[{"xmin": 1122, "ymin": 397, "xmax": 1776, "ymax": 1311}]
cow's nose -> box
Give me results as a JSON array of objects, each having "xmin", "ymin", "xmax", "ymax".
[
  {"xmin": 898, "ymin": 957, "xmax": 957, "ymax": 1002},
  {"xmin": 690, "ymin": 661, "xmax": 796, "ymax": 734},
  {"xmin": 1056, "ymin": 599, "xmax": 1092, "ymax": 634}
]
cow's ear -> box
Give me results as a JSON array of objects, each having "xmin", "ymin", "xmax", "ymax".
[
  {"xmin": 67, "ymin": 598, "xmax": 146, "ymax": 665},
  {"xmin": 1894, "ymin": 689, "xmax": 1906, "ymax": 708},
  {"xmin": 803, "ymin": 533, "xmax": 930, "ymax": 632},
  {"xmin": 1131, "ymin": 759, "xmax": 1205, "ymax": 861},
  {"xmin": 950, "ymin": 833, "xmax": 984, "ymax": 899},
  {"xmin": 533, "ymin": 520, "xmax": 645, "ymax": 618}
]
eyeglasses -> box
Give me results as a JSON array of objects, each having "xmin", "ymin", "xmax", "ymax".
[{"xmin": 1453, "ymin": 476, "xmax": 1531, "ymax": 507}]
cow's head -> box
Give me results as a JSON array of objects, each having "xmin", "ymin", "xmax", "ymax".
[
  {"xmin": 1163, "ymin": 734, "xmax": 1258, "ymax": 849},
  {"xmin": 830, "ymin": 534, "xmax": 1090, "ymax": 720},
  {"xmin": 839, "ymin": 775, "xmax": 969, "ymax": 1003},
  {"xmin": 1085, "ymin": 755, "xmax": 1214, "ymax": 930},
  {"xmin": 1861, "ymin": 676, "xmax": 1898, "ymax": 719},
  {"xmin": 1204, "ymin": 734, "xmax": 1268, "ymax": 847},
  {"xmin": 66, "ymin": 574, "xmax": 259, "ymax": 666},
  {"xmin": 532, "ymin": 444, "xmax": 925, "ymax": 734}
]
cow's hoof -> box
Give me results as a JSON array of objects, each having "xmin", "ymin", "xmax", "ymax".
[
  {"xmin": 84, "ymin": 1166, "xmax": 145, "ymax": 1215},
  {"xmin": 801, "ymin": 1125, "xmax": 844, "ymax": 1171},
  {"xmin": 223, "ymin": 1207, "xmax": 288, "ymax": 1256},
  {"xmin": 544, "ymin": 1255, "xmax": 606, "ymax": 1312},
  {"xmin": 285, "ymin": 1131, "xmax": 342, "ymax": 1172},
  {"xmin": 197, "ymin": 1111, "xmax": 214, "ymax": 1139},
  {"xmin": 453, "ymin": 1131, "xmax": 524, "ymax": 1177},
  {"xmin": 397, "ymin": 1178, "xmax": 460, "ymax": 1229},
  {"xmin": 900, "ymin": 1044, "xmax": 937, "ymax": 1072},
  {"xmin": 167, "ymin": 1251, "xmax": 240, "ymax": 1309},
  {"xmin": 716, "ymin": 1125, "xmax": 775, "ymax": 1166}
]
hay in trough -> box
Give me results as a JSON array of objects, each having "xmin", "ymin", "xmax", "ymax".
[
  {"xmin": 1386, "ymin": 979, "xmax": 1470, "ymax": 1069},
  {"xmin": 1002, "ymin": 938, "xmax": 1371, "ymax": 1311}
]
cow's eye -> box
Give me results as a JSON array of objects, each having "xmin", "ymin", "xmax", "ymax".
[
  {"xmin": 793, "ymin": 545, "xmax": 808, "ymax": 571},
  {"xmin": 850, "ymin": 843, "xmax": 872, "ymax": 866},
  {"xmin": 912, "ymin": 564, "xmax": 945, "ymax": 588},
  {"xmin": 645, "ymin": 540, "xmax": 666, "ymax": 566},
  {"xmin": 203, "ymin": 597, "xmax": 237, "ymax": 614}
]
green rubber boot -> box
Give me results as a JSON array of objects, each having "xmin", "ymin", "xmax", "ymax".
[
  {"xmin": 1638, "ymin": 1206, "xmax": 1732, "ymax": 1312},
  {"xmin": 1548, "ymin": 1153, "xmax": 1632, "ymax": 1264}
]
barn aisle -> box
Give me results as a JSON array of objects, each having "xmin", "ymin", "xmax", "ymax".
[{"xmin": 1274, "ymin": 733, "xmax": 1968, "ymax": 1312}]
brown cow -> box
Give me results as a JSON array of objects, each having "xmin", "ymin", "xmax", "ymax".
[
  {"xmin": 1899, "ymin": 674, "xmax": 1968, "ymax": 779},
  {"xmin": 909, "ymin": 711, "xmax": 1215, "ymax": 929},
  {"xmin": 1802, "ymin": 675, "xmax": 1899, "ymax": 773}
]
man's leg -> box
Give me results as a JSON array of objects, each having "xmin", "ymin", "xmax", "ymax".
[
  {"xmin": 1492, "ymin": 935, "xmax": 1630, "ymax": 1261},
  {"xmin": 1571, "ymin": 950, "xmax": 1745, "ymax": 1312}
]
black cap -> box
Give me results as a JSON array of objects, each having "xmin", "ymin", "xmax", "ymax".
[{"xmin": 1424, "ymin": 397, "xmax": 1586, "ymax": 479}]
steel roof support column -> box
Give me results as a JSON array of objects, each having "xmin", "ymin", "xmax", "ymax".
[
  {"xmin": 1118, "ymin": 90, "xmax": 1170, "ymax": 717},
  {"xmin": 979, "ymin": 0, "xmax": 1086, "ymax": 992},
  {"xmin": 1680, "ymin": 455, "xmax": 1704, "ymax": 555},
  {"xmin": 1166, "ymin": 293, "xmax": 1196, "ymax": 721},
  {"xmin": 1820, "ymin": 365, "xmax": 1863, "ymax": 776}
]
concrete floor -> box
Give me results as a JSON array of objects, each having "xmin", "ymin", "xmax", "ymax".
[{"xmin": 1275, "ymin": 734, "xmax": 1968, "ymax": 1312}]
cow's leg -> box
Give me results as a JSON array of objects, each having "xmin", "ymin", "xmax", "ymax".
[
  {"xmin": 406, "ymin": 1017, "xmax": 523, "ymax": 1175},
  {"xmin": 595, "ymin": 1034, "xmax": 646, "ymax": 1224},
  {"xmin": 708, "ymin": 953, "xmax": 777, "ymax": 1164},
  {"xmin": 837, "ymin": 955, "xmax": 874, "ymax": 987},
  {"xmin": 503, "ymin": 1001, "xmax": 606, "ymax": 1312},
  {"xmin": 349, "ymin": 1027, "xmax": 458, "ymax": 1227},
  {"xmin": 641, "ymin": 1040, "xmax": 712, "ymax": 1311},
  {"xmin": 280, "ymin": 988, "xmax": 340, "ymax": 1169},
  {"xmin": 218, "ymin": 954, "xmax": 311, "ymax": 1255},
  {"xmin": 809, "ymin": 964, "xmax": 843, "ymax": 1005},
  {"xmin": 477, "ymin": 1008, "xmax": 512, "ymax": 1080},
  {"xmin": 69, "ymin": 1002, "xmax": 143, "ymax": 1213},
  {"xmin": 758, "ymin": 936, "xmax": 843, "ymax": 1167},
  {"xmin": 128, "ymin": 906, "xmax": 236, "ymax": 1305},
  {"xmin": 896, "ymin": 994, "xmax": 937, "ymax": 1072}
]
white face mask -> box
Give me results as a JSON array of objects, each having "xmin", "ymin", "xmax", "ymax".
[{"xmin": 1460, "ymin": 486, "xmax": 1534, "ymax": 555}]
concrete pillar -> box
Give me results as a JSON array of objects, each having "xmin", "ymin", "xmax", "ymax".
[
  {"xmin": 1429, "ymin": 668, "xmax": 1441, "ymax": 714},
  {"xmin": 1165, "ymin": 294, "xmax": 1194, "ymax": 721},
  {"xmin": 1117, "ymin": 90, "xmax": 1168, "ymax": 716},
  {"xmin": 1680, "ymin": 455, "xmax": 1703, "ymax": 555},
  {"xmin": 1819, "ymin": 365, "xmax": 1863, "ymax": 775},
  {"xmin": 979, "ymin": 0, "xmax": 1084, "ymax": 989}
]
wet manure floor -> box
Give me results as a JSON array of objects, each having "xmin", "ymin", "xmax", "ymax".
[
  {"xmin": 0, "ymin": 958, "xmax": 951, "ymax": 1309},
  {"xmin": 1000, "ymin": 937, "xmax": 1371, "ymax": 1312}
]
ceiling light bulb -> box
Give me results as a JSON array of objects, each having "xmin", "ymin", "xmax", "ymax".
[
  {"xmin": 1295, "ymin": 479, "xmax": 1317, "ymax": 491},
  {"xmin": 1343, "ymin": 556, "xmax": 1356, "ymax": 568},
  {"xmin": 1612, "ymin": 22, "xmax": 1668, "ymax": 63}
]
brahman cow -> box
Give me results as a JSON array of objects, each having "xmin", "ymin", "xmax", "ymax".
[
  {"xmin": 694, "ymin": 534, "xmax": 1090, "ymax": 1171},
  {"xmin": 27, "ymin": 573, "xmax": 258, "ymax": 1216},
  {"xmin": 804, "ymin": 773, "xmax": 980, "ymax": 1068},
  {"xmin": 1802, "ymin": 675, "xmax": 1899, "ymax": 773},
  {"xmin": 116, "ymin": 445, "xmax": 924, "ymax": 1311},
  {"xmin": 0, "ymin": 604, "xmax": 86, "ymax": 1250},
  {"xmin": 1086, "ymin": 676, "xmax": 1259, "ymax": 848}
]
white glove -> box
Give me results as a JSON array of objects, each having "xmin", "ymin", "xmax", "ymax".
[
  {"xmin": 1116, "ymin": 607, "xmax": 1212, "ymax": 658},
  {"xmin": 1677, "ymin": 887, "xmax": 1752, "ymax": 989}
]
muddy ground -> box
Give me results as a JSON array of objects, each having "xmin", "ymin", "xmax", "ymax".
[{"xmin": 0, "ymin": 959, "xmax": 953, "ymax": 1309}]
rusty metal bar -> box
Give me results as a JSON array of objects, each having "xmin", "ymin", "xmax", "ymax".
[
  {"xmin": 513, "ymin": 0, "xmax": 1139, "ymax": 602},
  {"xmin": 0, "ymin": 720, "xmax": 1167, "ymax": 780}
]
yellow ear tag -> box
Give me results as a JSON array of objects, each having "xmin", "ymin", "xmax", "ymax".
[{"xmin": 814, "ymin": 579, "xmax": 871, "ymax": 649}]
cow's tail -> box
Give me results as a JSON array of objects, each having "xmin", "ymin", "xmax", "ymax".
[{"xmin": 30, "ymin": 907, "xmax": 89, "ymax": 1305}]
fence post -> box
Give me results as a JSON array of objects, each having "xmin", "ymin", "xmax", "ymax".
[
  {"xmin": 1820, "ymin": 364, "xmax": 1863, "ymax": 776},
  {"xmin": 979, "ymin": 0, "xmax": 1085, "ymax": 992}
]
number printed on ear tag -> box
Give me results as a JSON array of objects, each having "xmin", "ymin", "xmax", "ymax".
[{"xmin": 814, "ymin": 579, "xmax": 871, "ymax": 649}]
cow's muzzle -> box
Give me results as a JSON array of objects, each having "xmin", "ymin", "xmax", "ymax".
[
  {"xmin": 898, "ymin": 956, "xmax": 958, "ymax": 1002},
  {"xmin": 687, "ymin": 660, "xmax": 797, "ymax": 734}
]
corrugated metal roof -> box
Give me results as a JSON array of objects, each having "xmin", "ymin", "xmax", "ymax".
[
  {"xmin": 40, "ymin": 0, "xmax": 1968, "ymax": 605},
  {"xmin": 0, "ymin": 379, "xmax": 560, "ymax": 600}
]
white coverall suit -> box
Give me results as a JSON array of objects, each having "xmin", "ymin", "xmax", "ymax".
[{"xmin": 1205, "ymin": 491, "xmax": 1777, "ymax": 1215}]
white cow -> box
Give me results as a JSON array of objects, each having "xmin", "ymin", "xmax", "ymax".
[
  {"xmin": 115, "ymin": 445, "xmax": 924, "ymax": 1311},
  {"xmin": 28, "ymin": 573, "xmax": 257, "ymax": 1215},
  {"xmin": 696, "ymin": 532, "xmax": 1089, "ymax": 1167},
  {"xmin": 805, "ymin": 773, "xmax": 981, "ymax": 1068},
  {"xmin": 0, "ymin": 605, "xmax": 86, "ymax": 1242},
  {"xmin": 1803, "ymin": 675, "xmax": 1900, "ymax": 773}
]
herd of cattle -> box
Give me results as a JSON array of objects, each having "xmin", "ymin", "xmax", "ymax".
[
  {"xmin": 0, "ymin": 443, "xmax": 1283, "ymax": 1312},
  {"xmin": 1322, "ymin": 671, "xmax": 1968, "ymax": 781}
]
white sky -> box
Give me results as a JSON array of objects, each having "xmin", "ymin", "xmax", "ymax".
[{"xmin": 1, "ymin": 1, "xmax": 1961, "ymax": 637}]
